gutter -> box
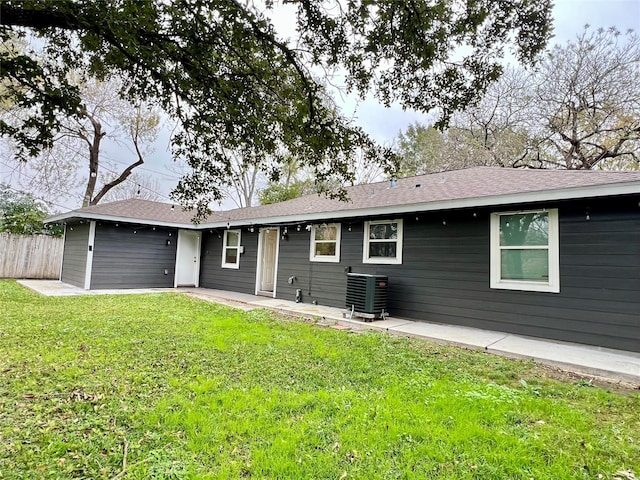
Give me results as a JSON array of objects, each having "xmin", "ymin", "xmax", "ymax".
[{"xmin": 46, "ymin": 181, "xmax": 640, "ymax": 230}]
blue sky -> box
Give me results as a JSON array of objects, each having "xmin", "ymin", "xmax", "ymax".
[{"xmin": 2, "ymin": 0, "xmax": 639, "ymax": 210}]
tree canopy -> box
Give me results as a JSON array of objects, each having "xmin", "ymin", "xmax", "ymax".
[
  {"xmin": 394, "ymin": 28, "xmax": 640, "ymax": 174},
  {"xmin": 1, "ymin": 0, "xmax": 552, "ymax": 217},
  {"xmin": 535, "ymin": 27, "xmax": 640, "ymax": 169},
  {"xmin": 3, "ymin": 74, "xmax": 163, "ymax": 207},
  {"xmin": 0, "ymin": 184, "xmax": 63, "ymax": 235}
]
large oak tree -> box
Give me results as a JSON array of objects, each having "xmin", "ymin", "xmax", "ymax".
[
  {"xmin": 1, "ymin": 0, "xmax": 552, "ymax": 217},
  {"xmin": 394, "ymin": 28, "xmax": 640, "ymax": 174}
]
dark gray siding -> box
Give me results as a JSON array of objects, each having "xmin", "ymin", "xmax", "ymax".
[
  {"xmin": 61, "ymin": 222, "xmax": 90, "ymax": 287},
  {"xmin": 199, "ymin": 230, "xmax": 258, "ymax": 293},
  {"xmin": 275, "ymin": 197, "xmax": 640, "ymax": 352},
  {"xmin": 276, "ymin": 229, "xmax": 348, "ymax": 304},
  {"xmin": 90, "ymin": 223, "xmax": 178, "ymax": 289}
]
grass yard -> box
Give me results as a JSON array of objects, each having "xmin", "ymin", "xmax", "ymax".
[{"xmin": 0, "ymin": 280, "xmax": 638, "ymax": 479}]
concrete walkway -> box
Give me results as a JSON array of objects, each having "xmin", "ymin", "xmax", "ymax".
[{"xmin": 17, "ymin": 280, "xmax": 640, "ymax": 386}]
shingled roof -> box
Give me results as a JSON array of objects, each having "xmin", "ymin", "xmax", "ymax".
[{"xmin": 47, "ymin": 167, "xmax": 640, "ymax": 228}]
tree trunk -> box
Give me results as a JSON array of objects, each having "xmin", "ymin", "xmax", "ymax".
[{"xmin": 81, "ymin": 109, "xmax": 104, "ymax": 207}]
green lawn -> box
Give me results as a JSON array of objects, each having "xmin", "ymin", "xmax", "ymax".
[{"xmin": 0, "ymin": 280, "xmax": 638, "ymax": 479}]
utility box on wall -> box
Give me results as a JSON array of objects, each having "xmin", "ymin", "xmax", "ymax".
[{"xmin": 345, "ymin": 273, "xmax": 388, "ymax": 320}]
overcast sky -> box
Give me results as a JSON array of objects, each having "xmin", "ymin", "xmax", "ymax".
[
  {"xmin": 350, "ymin": 0, "xmax": 640, "ymax": 145},
  {"xmin": 2, "ymin": 0, "xmax": 639, "ymax": 211}
]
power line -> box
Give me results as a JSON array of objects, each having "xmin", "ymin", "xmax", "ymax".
[
  {"xmin": 98, "ymin": 163, "xmax": 173, "ymax": 201},
  {"xmin": 0, "ymin": 158, "xmax": 173, "ymax": 204},
  {"xmin": 0, "ymin": 160, "xmax": 85, "ymax": 205},
  {"xmin": 100, "ymin": 152, "xmax": 183, "ymax": 181},
  {"xmin": 1, "ymin": 184, "xmax": 79, "ymax": 214}
]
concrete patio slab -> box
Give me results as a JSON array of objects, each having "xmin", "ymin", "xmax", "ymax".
[
  {"xmin": 390, "ymin": 321, "xmax": 509, "ymax": 350},
  {"xmin": 18, "ymin": 279, "xmax": 173, "ymax": 296},
  {"xmin": 246, "ymin": 298, "xmax": 340, "ymax": 316},
  {"xmin": 488, "ymin": 335, "xmax": 640, "ymax": 384},
  {"xmin": 354, "ymin": 318, "xmax": 413, "ymax": 330}
]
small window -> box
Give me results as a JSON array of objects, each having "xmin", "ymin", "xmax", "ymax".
[
  {"xmin": 490, "ymin": 209, "xmax": 559, "ymax": 293},
  {"xmin": 222, "ymin": 229, "xmax": 241, "ymax": 269},
  {"xmin": 363, "ymin": 219, "xmax": 403, "ymax": 264},
  {"xmin": 310, "ymin": 223, "xmax": 341, "ymax": 262}
]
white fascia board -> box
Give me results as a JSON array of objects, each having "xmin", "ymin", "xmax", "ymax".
[
  {"xmin": 45, "ymin": 180, "xmax": 640, "ymax": 230},
  {"xmin": 45, "ymin": 212, "xmax": 196, "ymax": 229},
  {"xmin": 199, "ymin": 181, "xmax": 640, "ymax": 229}
]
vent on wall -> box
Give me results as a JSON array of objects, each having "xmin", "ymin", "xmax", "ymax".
[{"xmin": 345, "ymin": 273, "xmax": 388, "ymax": 319}]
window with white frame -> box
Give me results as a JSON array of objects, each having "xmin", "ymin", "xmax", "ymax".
[
  {"xmin": 363, "ymin": 219, "xmax": 403, "ymax": 264},
  {"xmin": 222, "ymin": 229, "xmax": 241, "ymax": 269},
  {"xmin": 310, "ymin": 223, "xmax": 341, "ymax": 262},
  {"xmin": 490, "ymin": 209, "xmax": 559, "ymax": 293}
]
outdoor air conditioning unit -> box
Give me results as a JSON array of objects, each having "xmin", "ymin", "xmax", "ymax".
[{"xmin": 345, "ymin": 273, "xmax": 388, "ymax": 320}]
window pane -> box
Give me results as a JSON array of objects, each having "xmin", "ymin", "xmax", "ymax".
[
  {"xmin": 226, "ymin": 231, "xmax": 239, "ymax": 246},
  {"xmin": 369, "ymin": 242, "xmax": 397, "ymax": 258},
  {"xmin": 369, "ymin": 223, "xmax": 397, "ymax": 240},
  {"xmin": 500, "ymin": 213, "xmax": 548, "ymax": 246},
  {"xmin": 225, "ymin": 248, "xmax": 238, "ymax": 264},
  {"xmin": 315, "ymin": 225, "xmax": 337, "ymax": 241},
  {"xmin": 501, "ymin": 249, "xmax": 549, "ymax": 281},
  {"xmin": 315, "ymin": 242, "xmax": 336, "ymax": 256}
]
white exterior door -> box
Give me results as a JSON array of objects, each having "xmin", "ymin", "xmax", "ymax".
[
  {"xmin": 175, "ymin": 230, "xmax": 201, "ymax": 287},
  {"xmin": 257, "ymin": 228, "xmax": 279, "ymax": 294}
]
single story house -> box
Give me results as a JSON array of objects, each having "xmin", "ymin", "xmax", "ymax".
[{"xmin": 47, "ymin": 167, "xmax": 640, "ymax": 353}]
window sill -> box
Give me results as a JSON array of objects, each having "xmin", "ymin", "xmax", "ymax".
[
  {"xmin": 363, "ymin": 257, "xmax": 402, "ymax": 265},
  {"xmin": 221, "ymin": 263, "xmax": 240, "ymax": 269},
  {"xmin": 310, "ymin": 256, "xmax": 340, "ymax": 263},
  {"xmin": 491, "ymin": 279, "xmax": 559, "ymax": 293}
]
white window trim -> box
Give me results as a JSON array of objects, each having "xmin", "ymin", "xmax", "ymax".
[
  {"xmin": 490, "ymin": 208, "xmax": 560, "ymax": 293},
  {"xmin": 309, "ymin": 223, "xmax": 341, "ymax": 263},
  {"xmin": 362, "ymin": 219, "xmax": 403, "ymax": 265},
  {"xmin": 221, "ymin": 229, "xmax": 241, "ymax": 269}
]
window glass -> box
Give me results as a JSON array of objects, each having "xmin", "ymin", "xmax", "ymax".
[
  {"xmin": 369, "ymin": 223, "xmax": 398, "ymax": 240},
  {"xmin": 315, "ymin": 225, "xmax": 337, "ymax": 241},
  {"xmin": 500, "ymin": 249, "xmax": 549, "ymax": 281},
  {"xmin": 225, "ymin": 249, "xmax": 238, "ymax": 265},
  {"xmin": 226, "ymin": 231, "xmax": 239, "ymax": 247},
  {"xmin": 315, "ymin": 242, "xmax": 336, "ymax": 256},
  {"xmin": 369, "ymin": 242, "xmax": 397, "ymax": 258},
  {"xmin": 500, "ymin": 212, "xmax": 548, "ymax": 246}
]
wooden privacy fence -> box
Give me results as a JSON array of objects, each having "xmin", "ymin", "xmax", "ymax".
[{"xmin": 0, "ymin": 233, "xmax": 64, "ymax": 279}]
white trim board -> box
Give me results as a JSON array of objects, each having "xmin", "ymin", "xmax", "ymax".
[
  {"xmin": 84, "ymin": 221, "xmax": 96, "ymax": 290},
  {"xmin": 46, "ymin": 180, "xmax": 640, "ymax": 230},
  {"xmin": 309, "ymin": 223, "xmax": 341, "ymax": 263},
  {"xmin": 199, "ymin": 181, "xmax": 640, "ymax": 229},
  {"xmin": 58, "ymin": 224, "xmax": 67, "ymax": 281},
  {"xmin": 362, "ymin": 219, "xmax": 404, "ymax": 265},
  {"xmin": 221, "ymin": 229, "xmax": 242, "ymax": 269},
  {"xmin": 46, "ymin": 212, "xmax": 197, "ymax": 229},
  {"xmin": 489, "ymin": 209, "xmax": 560, "ymax": 293}
]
